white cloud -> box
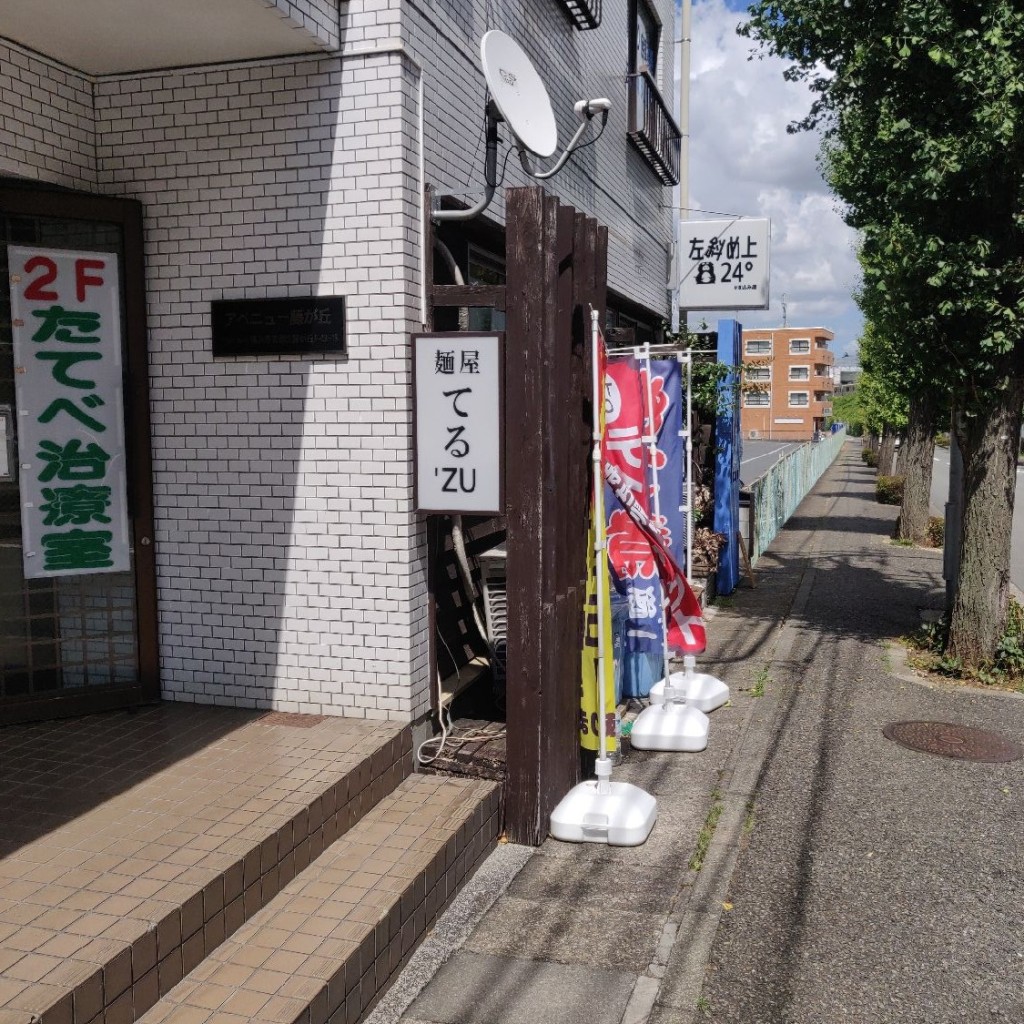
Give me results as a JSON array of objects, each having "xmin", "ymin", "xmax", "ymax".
[{"xmin": 683, "ymin": 0, "xmax": 862, "ymax": 359}]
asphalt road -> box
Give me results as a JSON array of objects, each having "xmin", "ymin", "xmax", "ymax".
[
  {"xmin": 698, "ymin": 448, "xmax": 1024, "ymax": 1023},
  {"xmin": 929, "ymin": 445, "xmax": 1024, "ymax": 591},
  {"xmin": 740, "ymin": 440, "xmax": 803, "ymax": 486}
]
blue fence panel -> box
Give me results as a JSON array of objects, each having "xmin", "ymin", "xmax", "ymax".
[{"xmin": 748, "ymin": 429, "xmax": 847, "ymax": 562}]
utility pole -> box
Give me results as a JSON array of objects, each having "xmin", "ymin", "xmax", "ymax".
[{"xmin": 671, "ymin": 0, "xmax": 692, "ymax": 335}]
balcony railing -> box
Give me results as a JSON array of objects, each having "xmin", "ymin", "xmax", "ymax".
[
  {"xmin": 557, "ymin": 0, "xmax": 601, "ymax": 29},
  {"xmin": 627, "ymin": 70, "xmax": 681, "ymax": 186}
]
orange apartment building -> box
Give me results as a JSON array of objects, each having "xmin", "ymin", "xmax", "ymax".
[{"xmin": 740, "ymin": 327, "xmax": 835, "ymax": 440}]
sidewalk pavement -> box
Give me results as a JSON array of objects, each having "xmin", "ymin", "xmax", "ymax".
[{"xmin": 366, "ymin": 443, "xmax": 1024, "ymax": 1024}]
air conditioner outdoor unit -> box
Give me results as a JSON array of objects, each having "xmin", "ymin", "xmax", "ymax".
[
  {"xmin": 748, "ymin": 429, "xmax": 761, "ymax": 439},
  {"xmin": 477, "ymin": 543, "xmax": 508, "ymax": 688}
]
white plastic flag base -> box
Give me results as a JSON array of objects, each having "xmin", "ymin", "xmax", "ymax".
[
  {"xmin": 629, "ymin": 700, "xmax": 710, "ymax": 752},
  {"xmin": 550, "ymin": 759, "xmax": 657, "ymax": 846},
  {"xmin": 650, "ymin": 671, "xmax": 730, "ymax": 713},
  {"xmin": 650, "ymin": 655, "xmax": 730, "ymax": 713}
]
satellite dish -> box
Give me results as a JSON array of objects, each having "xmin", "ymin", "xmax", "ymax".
[
  {"xmin": 480, "ymin": 30, "xmax": 558, "ymax": 159},
  {"xmin": 434, "ymin": 31, "xmax": 609, "ymax": 222}
]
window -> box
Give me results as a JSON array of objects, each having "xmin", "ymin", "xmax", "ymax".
[
  {"xmin": 633, "ymin": 0, "xmax": 660, "ymax": 75},
  {"xmin": 790, "ymin": 338, "xmax": 811, "ymax": 354},
  {"xmin": 789, "ymin": 392, "xmax": 809, "ymax": 407},
  {"xmin": 746, "ymin": 339, "xmax": 771, "ymax": 355},
  {"xmin": 627, "ymin": 0, "xmax": 680, "ymax": 186},
  {"xmin": 789, "ymin": 365, "xmax": 810, "ymax": 381},
  {"xmin": 606, "ymin": 307, "xmax": 656, "ymax": 347},
  {"xmin": 745, "ymin": 392, "xmax": 770, "ymax": 407},
  {"xmin": 746, "ymin": 366, "xmax": 771, "ymax": 381},
  {"xmin": 467, "ymin": 246, "xmax": 505, "ymax": 333}
]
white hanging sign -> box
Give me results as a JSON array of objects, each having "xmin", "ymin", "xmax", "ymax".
[
  {"xmin": 8, "ymin": 246, "xmax": 131, "ymax": 578},
  {"xmin": 413, "ymin": 333, "xmax": 503, "ymax": 514},
  {"xmin": 678, "ymin": 218, "xmax": 770, "ymax": 310}
]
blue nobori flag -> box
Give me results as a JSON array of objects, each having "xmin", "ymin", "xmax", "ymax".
[
  {"xmin": 651, "ymin": 358, "xmax": 685, "ymax": 572},
  {"xmin": 604, "ymin": 354, "xmax": 685, "ymax": 697}
]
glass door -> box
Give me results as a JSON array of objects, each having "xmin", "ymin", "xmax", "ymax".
[{"xmin": 0, "ymin": 185, "xmax": 158, "ymax": 723}]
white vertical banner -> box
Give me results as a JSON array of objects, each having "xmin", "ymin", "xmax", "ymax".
[
  {"xmin": 678, "ymin": 219, "xmax": 771, "ymax": 310},
  {"xmin": 413, "ymin": 333, "xmax": 503, "ymax": 514},
  {"xmin": 8, "ymin": 246, "xmax": 131, "ymax": 578}
]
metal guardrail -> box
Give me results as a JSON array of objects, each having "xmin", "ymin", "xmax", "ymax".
[
  {"xmin": 744, "ymin": 429, "xmax": 847, "ymax": 563},
  {"xmin": 627, "ymin": 70, "xmax": 681, "ymax": 186}
]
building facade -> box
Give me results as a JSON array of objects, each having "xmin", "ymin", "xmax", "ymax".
[
  {"xmin": 0, "ymin": 0, "xmax": 679, "ymax": 725},
  {"xmin": 740, "ymin": 326, "xmax": 835, "ymax": 441},
  {"xmin": 835, "ymin": 365, "xmax": 862, "ymax": 394}
]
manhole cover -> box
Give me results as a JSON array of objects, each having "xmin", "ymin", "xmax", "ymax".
[
  {"xmin": 882, "ymin": 721, "xmax": 1023, "ymax": 763},
  {"xmin": 258, "ymin": 712, "xmax": 325, "ymax": 728}
]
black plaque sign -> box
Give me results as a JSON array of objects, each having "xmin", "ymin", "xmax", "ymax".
[{"xmin": 211, "ymin": 297, "xmax": 346, "ymax": 357}]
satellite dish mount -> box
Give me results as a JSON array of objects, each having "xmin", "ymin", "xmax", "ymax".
[{"xmin": 434, "ymin": 31, "xmax": 611, "ymax": 223}]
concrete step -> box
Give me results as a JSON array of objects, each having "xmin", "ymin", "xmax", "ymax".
[
  {"xmin": 137, "ymin": 775, "xmax": 500, "ymax": 1024},
  {"xmin": 0, "ymin": 707, "xmax": 411, "ymax": 1024}
]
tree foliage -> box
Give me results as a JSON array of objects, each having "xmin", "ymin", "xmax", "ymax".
[
  {"xmin": 829, "ymin": 390, "xmax": 865, "ymax": 435},
  {"xmin": 742, "ymin": 0, "xmax": 1024, "ymax": 664},
  {"xmin": 856, "ymin": 324, "xmax": 909, "ymax": 435},
  {"xmin": 744, "ymin": 1, "xmax": 1024, "ymax": 403}
]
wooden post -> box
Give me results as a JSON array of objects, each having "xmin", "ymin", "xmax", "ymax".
[
  {"xmin": 736, "ymin": 530, "xmax": 756, "ymax": 588},
  {"xmin": 503, "ymin": 187, "xmax": 605, "ymax": 845}
]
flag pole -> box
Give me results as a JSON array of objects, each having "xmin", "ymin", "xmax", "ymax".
[
  {"xmin": 549, "ymin": 309, "xmax": 657, "ymax": 846},
  {"xmin": 592, "ymin": 312, "xmax": 610, "ymax": 776},
  {"xmin": 641, "ymin": 348, "xmax": 730, "ymax": 718},
  {"xmin": 637, "ymin": 342, "xmax": 673, "ymax": 697},
  {"xmin": 629, "ymin": 344, "xmax": 712, "ymax": 752},
  {"xmin": 684, "ymin": 348, "xmax": 694, "ymax": 585}
]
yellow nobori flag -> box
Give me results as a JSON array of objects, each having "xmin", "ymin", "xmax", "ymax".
[
  {"xmin": 580, "ymin": 329, "xmax": 616, "ymax": 753},
  {"xmin": 580, "ymin": 509, "xmax": 617, "ymax": 751}
]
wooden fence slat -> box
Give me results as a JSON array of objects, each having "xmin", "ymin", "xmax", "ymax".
[
  {"xmin": 504, "ymin": 188, "xmax": 553, "ymax": 844},
  {"xmin": 503, "ymin": 188, "xmax": 601, "ymax": 844}
]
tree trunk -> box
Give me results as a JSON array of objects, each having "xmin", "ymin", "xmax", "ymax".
[
  {"xmin": 948, "ymin": 377, "xmax": 1024, "ymax": 667},
  {"xmin": 878, "ymin": 426, "xmax": 896, "ymax": 476},
  {"xmin": 896, "ymin": 393, "xmax": 938, "ymax": 542}
]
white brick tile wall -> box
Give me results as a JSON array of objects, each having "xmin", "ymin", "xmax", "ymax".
[
  {"xmin": 1, "ymin": 0, "xmax": 676, "ymax": 723},
  {"xmin": 268, "ymin": 0, "xmax": 342, "ymax": 50},
  {"xmin": 402, "ymin": 0, "xmax": 677, "ymax": 314},
  {"xmin": 0, "ymin": 40, "xmax": 96, "ymax": 189},
  {"xmin": 92, "ymin": 47, "xmax": 426, "ymax": 721}
]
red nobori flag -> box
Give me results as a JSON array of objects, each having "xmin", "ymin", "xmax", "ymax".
[{"xmin": 604, "ymin": 461, "xmax": 707, "ymax": 654}]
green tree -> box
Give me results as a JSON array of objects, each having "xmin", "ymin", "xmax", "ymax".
[
  {"xmin": 743, "ymin": 0, "xmax": 1024, "ymax": 666},
  {"xmin": 842, "ymin": 234, "xmax": 947, "ymax": 542},
  {"xmin": 830, "ymin": 390, "xmax": 865, "ymax": 436},
  {"xmin": 857, "ymin": 323, "xmax": 909, "ymax": 480}
]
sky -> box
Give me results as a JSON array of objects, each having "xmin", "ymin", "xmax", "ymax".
[{"xmin": 683, "ymin": 0, "xmax": 863, "ymax": 363}]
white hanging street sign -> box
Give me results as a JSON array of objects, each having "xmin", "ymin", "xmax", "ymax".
[
  {"xmin": 413, "ymin": 332, "xmax": 503, "ymax": 514},
  {"xmin": 8, "ymin": 246, "xmax": 131, "ymax": 578},
  {"xmin": 678, "ymin": 218, "xmax": 770, "ymax": 310}
]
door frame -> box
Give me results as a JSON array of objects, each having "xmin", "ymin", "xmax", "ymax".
[{"xmin": 0, "ymin": 182, "xmax": 159, "ymax": 724}]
